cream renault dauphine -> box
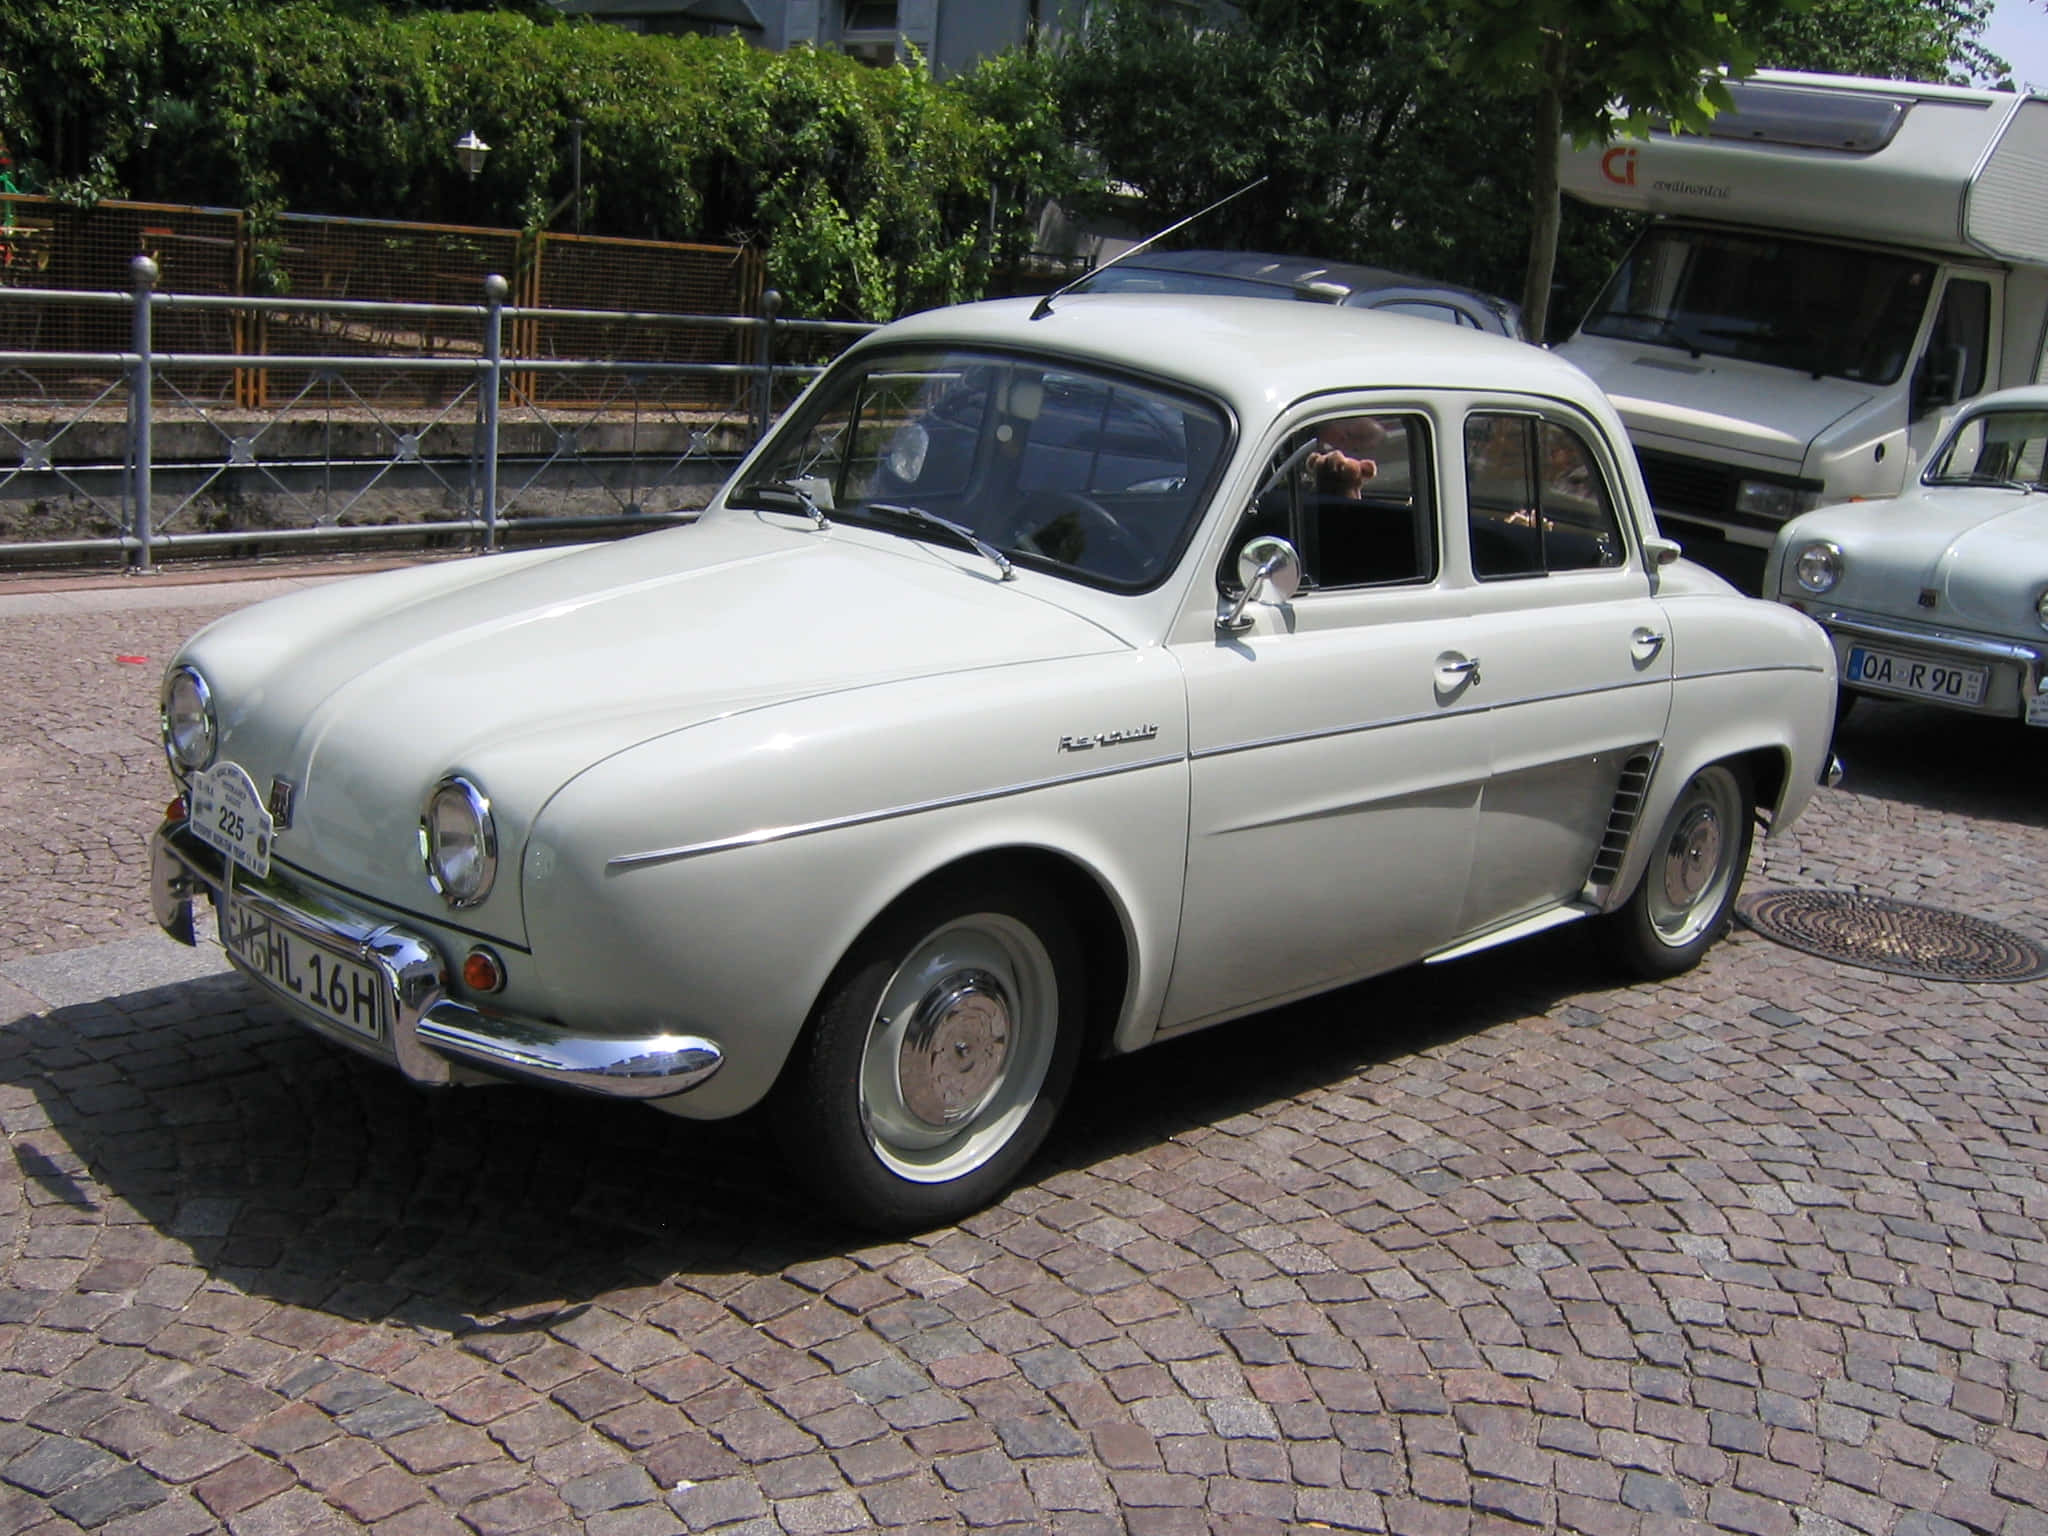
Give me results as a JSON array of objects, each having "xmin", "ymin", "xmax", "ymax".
[
  {"xmin": 1770, "ymin": 384, "xmax": 2048, "ymax": 725},
  {"xmin": 152, "ymin": 292, "xmax": 1839, "ymax": 1230}
]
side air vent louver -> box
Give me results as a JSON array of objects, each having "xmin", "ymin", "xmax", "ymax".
[{"xmin": 1584, "ymin": 748, "xmax": 1661, "ymax": 907}]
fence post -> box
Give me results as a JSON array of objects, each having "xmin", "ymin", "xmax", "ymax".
[
  {"xmin": 129, "ymin": 255, "xmax": 159, "ymax": 573},
  {"xmin": 753, "ymin": 288, "xmax": 781, "ymax": 445},
  {"xmin": 481, "ymin": 272, "xmax": 507, "ymax": 552}
]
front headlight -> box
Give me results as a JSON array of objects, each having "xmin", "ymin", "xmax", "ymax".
[
  {"xmin": 1792, "ymin": 540, "xmax": 1842, "ymax": 595},
  {"xmin": 161, "ymin": 666, "xmax": 216, "ymax": 777},
  {"xmin": 421, "ymin": 775, "xmax": 497, "ymax": 908},
  {"xmin": 1736, "ymin": 479, "xmax": 1821, "ymax": 524},
  {"xmin": 2036, "ymin": 588, "xmax": 2048, "ymax": 633}
]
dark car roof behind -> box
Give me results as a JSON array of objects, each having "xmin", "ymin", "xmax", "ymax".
[{"xmin": 1076, "ymin": 248, "xmax": 1524, "ymax": 338}]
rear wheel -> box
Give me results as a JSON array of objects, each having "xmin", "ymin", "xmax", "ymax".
[
  {"xmin": 1607, "ymin": 761, "xmax": 1755, "ymax": 979},
  {"xmin": 773, "ymin": 874, "xmax": 1084, "ymax": 1233}
]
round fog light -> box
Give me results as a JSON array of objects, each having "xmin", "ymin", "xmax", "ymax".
[{"xmin": 462, "ymin": 946, "xmax": 505, "ymax": 995}]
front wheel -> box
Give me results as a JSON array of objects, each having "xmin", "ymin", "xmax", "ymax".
[
  {"xmin": 772, "ymin": 874, "xmax": 1085, "ymax": 1233},
  {"xmin": 1606, "ymin": 761, "xmax": 1755, "ymax": 979}
]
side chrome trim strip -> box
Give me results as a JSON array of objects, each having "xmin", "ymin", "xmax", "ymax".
[
  {"xmin": 610, "ymin": 661, "xmax": 1813, "ymax": 871},
  {"xmin": 608, "ymin": 751, "xmax": 1183, "ymax": 871},
  {"xmin": 1672, "ymin": 662, "xmax": 1830, "ymax": 684},
  {"xmin": 1193, "ymin": 674, "xmax": 1666, "ymax": 762},
  {"xmin": 1194, "ymin": 703, "xmax": 1485, "ymax": 761}
]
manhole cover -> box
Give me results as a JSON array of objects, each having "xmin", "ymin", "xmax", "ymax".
[{"xmin": 1736, "ymin": 889, "xmax": 2048, "ymax": 983}]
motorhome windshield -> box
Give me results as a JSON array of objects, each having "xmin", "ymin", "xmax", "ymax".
[{"xmin": 1581, "ymin": 226, "xmax": 1936, "ymax": 384}]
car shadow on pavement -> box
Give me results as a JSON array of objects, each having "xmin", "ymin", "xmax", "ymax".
[
  {"xmin": 1831, "ymin": 695, "xmax": 2048, "ymax": 826},
  {"xmin": 1056, "ymin": 919, "xmax": 1619, "ymax": 1171},
  {"xmin": 1, "ymin": 923, "xmax": 1614, "ymax": 1330}
]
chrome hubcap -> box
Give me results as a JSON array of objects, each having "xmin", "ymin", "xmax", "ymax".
[
  {"xmin": 859, "ymin": 912, "xmax": 1058, "ymax": 1184},
  {"xmin": 1646, "ymin": 766, "xmax": 1743, "ymax": 947},
  {"xmin": 898, "ymin": 969, "xmax": 1011, "ymax": 1128},
  {"xmin": 1661, "ymin": 804, "xmax": 1724, "ymax": 909}
]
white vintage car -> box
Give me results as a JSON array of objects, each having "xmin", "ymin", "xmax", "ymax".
[
  {"xmin": 152, "ymin": 293, "xmax": 1839, "ymax": 1230},
  {"xmin": 1769, "ymin": 385, "xmax": 2048, "ymax": 726}
]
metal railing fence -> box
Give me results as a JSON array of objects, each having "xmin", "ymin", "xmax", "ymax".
[{"xmin": 0, "ymin": 258, "xmax": 875, "ymax": 570}]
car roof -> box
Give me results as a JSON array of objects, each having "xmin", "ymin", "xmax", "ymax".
[
  {"xmin": 857, "ymin": 294, "xmax": 1601, "ymax": 424},
  {"xmin": 1955, "ymin": 384, "xmax": 2048, "ymax": 411},
  {"xmin": 1075, "ymin": 248, "xmax": 1523, "ymax": 336}
]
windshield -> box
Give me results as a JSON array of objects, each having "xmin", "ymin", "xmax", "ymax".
[
  {"xmin": 1925, "ymin": 407, "xmax": 2048, "ymax": 488},
  {"xmin": 734, "ymin": 346, "xmax": 1232, "ymax": 588},
  {"xmin": 1581, "ymin": 226, "xmax": 1935, "ymax": 384}
]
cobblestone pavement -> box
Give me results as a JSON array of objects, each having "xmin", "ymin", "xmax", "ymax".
[{"xmin": 2, "ymin": 568, "xmax": 2045, "ymax": 1536}]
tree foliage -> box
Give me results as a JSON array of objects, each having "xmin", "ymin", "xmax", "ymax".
[
  {"xmin": 1052, "ymin": 0, "xmax": 2002, "ymax": 341},
  {"xmin": 1747, "ymin": 0, "xmax": 2006, "ymax": 84},
  {"xmin": 0, "ymin": 0, "xmax": 2007, "ymax": 329},
  {"xmin": 1428, "ymin": 0, "xmax": 1760, "ymax": 342},
  {"xmin": 1050, "ymin": 0, "xmax": 1639, "ymax": 338}
]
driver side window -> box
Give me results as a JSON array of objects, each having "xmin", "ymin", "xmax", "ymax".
[{"xmin": 1225, "ymin": 413, "xmax": 1437, "ymax": 592}]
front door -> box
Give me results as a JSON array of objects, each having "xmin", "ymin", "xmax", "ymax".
[{"xmin": 1162, "ymin": 406, "xmax": 1489, "ymax": 1033}]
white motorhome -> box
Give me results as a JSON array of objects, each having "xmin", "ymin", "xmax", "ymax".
[{"xmin": 1558, "ymin": 71, "xmax": 2048, "ymax": 554}]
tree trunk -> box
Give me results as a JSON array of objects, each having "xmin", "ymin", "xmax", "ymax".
[{"xmin": 1522, "ymin": 35, "xmax": 1565, "ymax": 344}]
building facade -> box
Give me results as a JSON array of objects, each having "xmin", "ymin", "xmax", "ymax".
[{"xmin": 550, "ymin": 0, "xmax": 1092, "ymax": 76}]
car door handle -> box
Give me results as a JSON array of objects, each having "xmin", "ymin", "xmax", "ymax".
[
  {"xmin": 1630, "ymin": 627, "xmax": 1667, "ymax": 664},
  {"xmin": 1435, "ymin": 653, "xmax": 1481, "ymax": 688}
]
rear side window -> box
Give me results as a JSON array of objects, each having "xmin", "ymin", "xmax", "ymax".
[{"xmin": 1465, "ymin": 414, "xmax": 1626, "ymax": 578}]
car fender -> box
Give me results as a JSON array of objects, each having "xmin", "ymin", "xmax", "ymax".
[
  {"xmin": 519, "ymin": 652, "xmax": 1191, "ymax": 1119},
  {"xmin": 1609, "ymin": 590, "xmax": 1836, "ymax": 908}
]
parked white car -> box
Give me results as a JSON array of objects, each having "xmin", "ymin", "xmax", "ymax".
[
  {"xmin": 152, "ymin": 293, "xmax": 1839, "ymax": 1230},
  {"xmin": 1768, "ymin": 385, "xmax": 2048, "ymax": 724}
]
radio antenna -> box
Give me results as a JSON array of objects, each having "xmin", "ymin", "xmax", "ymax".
[{"xmin": 1030, "ymin": 175, "xmax": 1270, "ymax": 321}]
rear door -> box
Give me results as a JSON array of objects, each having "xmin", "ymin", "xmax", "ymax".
[{"xmin": 1452, "ymin": 406, "xmax": 1674, "ymax": 933}]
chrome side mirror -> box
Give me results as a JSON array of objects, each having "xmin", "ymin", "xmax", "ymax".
[
  {"xmin": 1219, "ymin": 535, "xmax": 1303, "ymax": 633},
  {"xmin": 1643, "ymin": 534, "xmax": 1682, "ymax": 567}
]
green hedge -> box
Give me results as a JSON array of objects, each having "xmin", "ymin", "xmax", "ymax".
[{"xmin": 0, "ymin": 0, "xmax": 1075, "ymax": 319}]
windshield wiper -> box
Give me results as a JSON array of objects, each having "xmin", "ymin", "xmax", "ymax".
[
  {"xmin": 729, "ymin": 480, "xmax": 829, "ymax": 529},
  {"xmin": 852, "ymin": 501, "xmax": 1014, "ymax": 581}
]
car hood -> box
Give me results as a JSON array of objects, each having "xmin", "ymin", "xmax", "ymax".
[
  {"xmin": 1559, "ymin": 335, "xmax": 1870, "ymax": 467},
  {"xmin": 185, "ymin": 518, "xmax": 1127, "ymax": 938},
  {"xmin": 1780, "ymin": 487, "xmax": 2048, "ymax": 633}
]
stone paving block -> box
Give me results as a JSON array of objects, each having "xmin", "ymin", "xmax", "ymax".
[
  {"xmin": 2, "ymin": 1437, "xmax": 118, "ymax": 1498},
  {"xmin": 9, "ymin": 591, "xmax": 2048, "ymax": 1536},
  {"xmin": 191, "ymin": 1455, "xmax": 293, "ymax": 1520},
  {"xmin": 49, "ymin": 1463, "xmax": 170, "ymax": 1530}
]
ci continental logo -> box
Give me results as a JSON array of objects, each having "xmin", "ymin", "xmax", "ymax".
[{"xmin": 1599, "ymin": 145, "xmax": 1732, "ymax": 200}]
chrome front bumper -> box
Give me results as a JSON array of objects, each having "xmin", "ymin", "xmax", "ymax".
[
  {"xmin": 151, "ymin": 820, "xmax": 722, "ymax": 1099},
  {"xmin": 1807, "ymin": 606, "xmax": 2046, "ymax": 715}
]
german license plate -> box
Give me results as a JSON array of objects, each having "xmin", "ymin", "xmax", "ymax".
[
  {"xmin": 1845, "ymin": 645, "xmax": 1988, "ymax": 706},
  {"xmin": 188, "ymin": 761, "xmax": 275, "ymax": 879},
  {"xmin": 220, "ymin": 897, "xmax": 386, "ymax": 1041}
]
